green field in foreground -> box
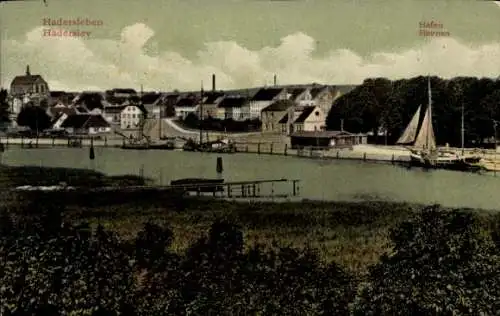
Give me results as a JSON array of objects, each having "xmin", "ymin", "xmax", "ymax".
[{"xmin": 1, "ymin": 165, "xmax": 499, "ymax": 277}]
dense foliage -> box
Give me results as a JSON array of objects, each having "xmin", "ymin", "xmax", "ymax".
[
  {"xmin": 0, "ymin": 88, "xmax": 10, "ymax": 124},
  {"xmin": 0, "ymin": 197, "xmax": 499, "ymax": 315},
  {"xmin": 327, "ymin": 76, "xmax": 500, "ymax": 146},
  {"xmin": 182, "ymin": 113, "xmax": 262, "ymax": 132},
  {"xmin": 16, "ymin": 103, "xmax": 52, "ymax": 132}
]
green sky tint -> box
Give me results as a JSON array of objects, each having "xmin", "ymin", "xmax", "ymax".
[{"xmin": 1, "ymin": 0, "xmax": 499, "ymax": 90}]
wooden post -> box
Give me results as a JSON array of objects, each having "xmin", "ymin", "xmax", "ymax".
[
  {"xmin": 391, "ymin": 154, "xmax": 394, "ymax": 164},
  {"xmin": 246, "ymin": 144, "xmax": 249, "ymax": 153},
  {"xmin": 292, "ymin": 180, "xmax": 296, "ymax": 196},
  {"xmin": 270, "ymin": 143, "xmax": 273, "ymax": 155},
  {"xmin": 227, "ymin": 184, "xmax": 232, "ymax": 198},
  {"xmin": 52, "ymin": 137, "xmax": 55, "ymax": 147},
  {"xmin": 258, "ymin": 143, "xmax": 261, "ymax": 154},
  {"xmin": 336, "ymin": 151, "xmax": 339, "ymax": 159},
  {"xmin": 241, "ymin": 185, "xmax": 246, "ymax": 197},
  {"xmin": 284, "ymin": 144, "xmax": 288, "ymax": 156},
  {"xmin": 104, "ymin": 137, "xmax": 108, "ymax": 147},
  {"xmin": 363, "ymin": 152, "xmax": 367, "ymax": 161}
]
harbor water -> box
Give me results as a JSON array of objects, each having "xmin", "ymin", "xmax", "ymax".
[{"xmin": 2, "ymin": 147, "xmax": 500, "ymax": 210}]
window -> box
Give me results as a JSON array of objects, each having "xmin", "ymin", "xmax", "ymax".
[{"xmin": 315, "ymin": 111, "xmax": 319, "ymax": 116}]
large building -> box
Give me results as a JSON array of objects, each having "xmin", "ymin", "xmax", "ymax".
[
  {"xmin": 10, "ymin": 65, "xmax": 50, "ymax": 100},
  {"xmin": 8, "ymin": 65, "xmax": 50, "ymax": 125}
]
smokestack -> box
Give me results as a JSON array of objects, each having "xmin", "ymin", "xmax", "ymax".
[
  {"xmin": 274, "ymin": 74, "xmax": 277, "ymax": 86},
  {"xmin": 212, "ymin": 74, "xmax": 216, "ymax": 91}
]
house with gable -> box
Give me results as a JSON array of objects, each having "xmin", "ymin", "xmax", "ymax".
[
  {"xmin": 287, "ymin": 87, "xmax": 315, "ymax": 107},
  {"xmin": 291, "ymin": 106, "xmax": 326, "ymax": 133},
  {"xmin": 175, "ymin": 94, "xmax": 200, "ymax": 119},
  {"xmin": 261, "ymin": 99, "xmax": 296, "ymax": 132},
  {"xmin": 60, "ymin": 113, "xmax": 111, "ymax": 135},
  {"xmin": 217, "ymin": 96, "xmax": 248, "ymax": 121},
  {"xmin": 248, "ymin": 87, "xmax": 288, "ymax": 120},
  {"xmin": 120, "ymin": 101, "xmax": 147, "ymax": 130},
  {"xmin": 141, "ymin": 93, "xmax": 163, "ymax": 119},
  {"xmin": 199, "ymin": 91, "xmax": 225, "ymax": 119}
]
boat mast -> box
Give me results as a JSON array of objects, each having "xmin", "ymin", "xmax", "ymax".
[
  {"xmin": 199, "ymin": 81, "xmax": 204, "ymax": 144},
  {"xmin": 461, "ymin": 101, "xmax": 465, "ymax": 155}
]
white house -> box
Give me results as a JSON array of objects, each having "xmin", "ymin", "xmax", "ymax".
[
  {"xmin": 290, "ymin": 106, "xmax": 326, "ymax": 132},
  {"xmin": 120, "ymin": 104, "xmax": 146, "ymax": 130},
  {"xmin": 174, "ymin": 95, "xmax": 199, "ymax": 119},
  {"xmin": 217, "ymin": 96, "xmax": 248, "ymax": 121},
  {"xmin": 60, "ymin": 114, "xmax": 112, "ymax": 135},
  {"xmin": 247, "ymin": 88, "xmax": 288, "ymax": 120}
]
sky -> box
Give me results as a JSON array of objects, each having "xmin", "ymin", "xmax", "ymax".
[{"xmin": 1, "ymin": 0, "xmax": 500, "ymax": 92}]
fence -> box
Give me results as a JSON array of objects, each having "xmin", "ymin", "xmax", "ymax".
[
  {"xmin": 0, "ymin": 136, "xmax": 123, "ymax": 149},
  {"xmin": 232, "ymin": 142, "xmax": 410, "ymax": 164}
]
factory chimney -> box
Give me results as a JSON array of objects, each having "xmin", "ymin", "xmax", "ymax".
[{"xmin": 212, "ymin": 74, "xmax": 216, "ymax": 91}]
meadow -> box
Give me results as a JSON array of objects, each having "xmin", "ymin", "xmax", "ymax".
[{"xmin": 1, "ymin": 165, "xmax": 499, "ymax": 315}]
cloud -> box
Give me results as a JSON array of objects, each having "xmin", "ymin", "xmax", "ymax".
[{"xmin": 2, "ymin": 23, "xmax": 500, "ymax": 92}]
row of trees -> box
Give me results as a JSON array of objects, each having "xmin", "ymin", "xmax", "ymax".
[
  {"xmin": 326, "ymin": 76, "xmax": 500, "ymax": 146},
  {"xmin": 1, "ymin": 197, "xmax": 499, "ymax": 315}
]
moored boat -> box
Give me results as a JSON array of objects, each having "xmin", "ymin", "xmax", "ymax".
[{"xmin": 397, "ymin": 77, "xmax": 481, "ymax": 172}]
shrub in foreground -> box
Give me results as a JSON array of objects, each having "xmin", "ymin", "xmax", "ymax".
[
  {"xmin": 1, "ymin": 202, "xmax": 499, "ymax": 315},
  {"xmin": 351, "ymin": 205, "xmax": 500, "ymax": 315}
]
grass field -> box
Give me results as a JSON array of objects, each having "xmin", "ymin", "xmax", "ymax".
[{"xmin": 2, "ymin": 165, "xmax": 499, "ymax": 278}]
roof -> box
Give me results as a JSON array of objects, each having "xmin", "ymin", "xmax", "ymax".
[
  {"xmin": 61, "ymin": 114, "xmax": 110, "ymax": 129},
  {"xmin": 112, "ymin": 88, "xmax": 137, "ymax": 94},
  {"xmin": 310, "ymin": 86, "xmax": 327, "ymax": 99},
  {"xmin": 176, "ymin": 97, "xmax": 199, "ymax": 108},
  {"xmin": 106, "ymin": 96, "xmax": 127, "ymax": 105},
  {"xmin": 218, "ymin": 96, "xmax": 248, "ymax": 108},
  {"xmin": 262, "ymin": 99, "xmax": 295, "ymax": 112},
  {"xmin": 293, "ymin": 106, "xmax": 317, "ymax": 123},
  {"xmin": 49, "ymin": 107, "xmax": 77, "ymax": 117},
  {"xmin": 278, "ymin": 113, "xmax": 288, "ymax": 124},
  {"xmin": 50, "ymin": 91, "xmax": 66, "ymax": 98},
  {"xmin": 141, "ymin": 93, "xmax": 162, "ymax": 105},
  {"xmin": 291, "ymin": 131, "xmax": 354, "ymax": 138},
  {"xmin": 11, "ymin": 74, "xmax": 45, "ymax": 87},
  {"xmin": 103, "ymin": 106, "xmax": 126, "ymax": 114},
  {"xmin": 289, "ymin": 88, "xmax": 307, "ymax": 100},
  {"xmin": 250, "ymin": 88, "xmax": 283, "ymax": 101},
  {"xmin": 204, "ymin": 92, "xmax": 225, "ymax": 104},
  {"xmin": 74, "ymin": 92, "xmax": 104, "ymax": 110},
  {"xmin": 76, "ymin": 106, "xmax": 88, "ymax": 113}
]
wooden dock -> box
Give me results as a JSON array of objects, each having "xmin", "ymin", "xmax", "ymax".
[{"xmin": 11, "ymin": 178, "xmax": 301, "ymax": 200}]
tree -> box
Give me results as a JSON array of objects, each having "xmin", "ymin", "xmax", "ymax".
[
  {"xmin": 17, "ymin": 104, "xmax": 52, "ymax": 132},
  {"xmin": 0, "ymin": 88, "xmax": 10, "ymax": 123}
]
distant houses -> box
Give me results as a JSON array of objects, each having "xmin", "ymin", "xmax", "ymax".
[
  {"xmin": 5, "ymin": 66, "xmax": 358, "ymax": 137},
  {"xmin": 60, "ymin": 113, "xmax": 111, "ymax": 135}
]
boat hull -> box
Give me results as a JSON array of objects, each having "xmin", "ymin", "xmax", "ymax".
[{"xmin": 409, "ymin": 152, "xmax": 482, "ymax": 172}]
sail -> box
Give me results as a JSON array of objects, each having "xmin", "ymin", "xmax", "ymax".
[
  {"xmin": 414, "ymin": 78, "xmax": 436, "ymax": 150},
  {"xmin": 396, "ymin": 105, "xmax": 421, "ymax": 144}
]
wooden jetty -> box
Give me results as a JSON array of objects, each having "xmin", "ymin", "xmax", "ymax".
[{"xmin": 12, "ymin": 178, "xmax": 301, "ymax": 200}]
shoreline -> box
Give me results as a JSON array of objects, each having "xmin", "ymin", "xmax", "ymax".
[{"xmin": 3, "ymin": 136, "xmax": 500, "ymax": 170}]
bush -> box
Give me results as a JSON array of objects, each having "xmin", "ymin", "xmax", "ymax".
[
  {"xmin": 1, "ymin": 201, "xmax": 499, "ymax": 315},
  {"xmin": 351, "ymin": 205, "xmax": 500, "ymax": 315}
]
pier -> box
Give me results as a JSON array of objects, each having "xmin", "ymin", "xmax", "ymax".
[{"xmin": 12, "ymin": 178, "xmax": 301, "ymax": 200}]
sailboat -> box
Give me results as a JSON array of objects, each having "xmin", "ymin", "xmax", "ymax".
[{"xmin": 397, "ymin": 77, "xmax": 482, "ymax": 171}]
